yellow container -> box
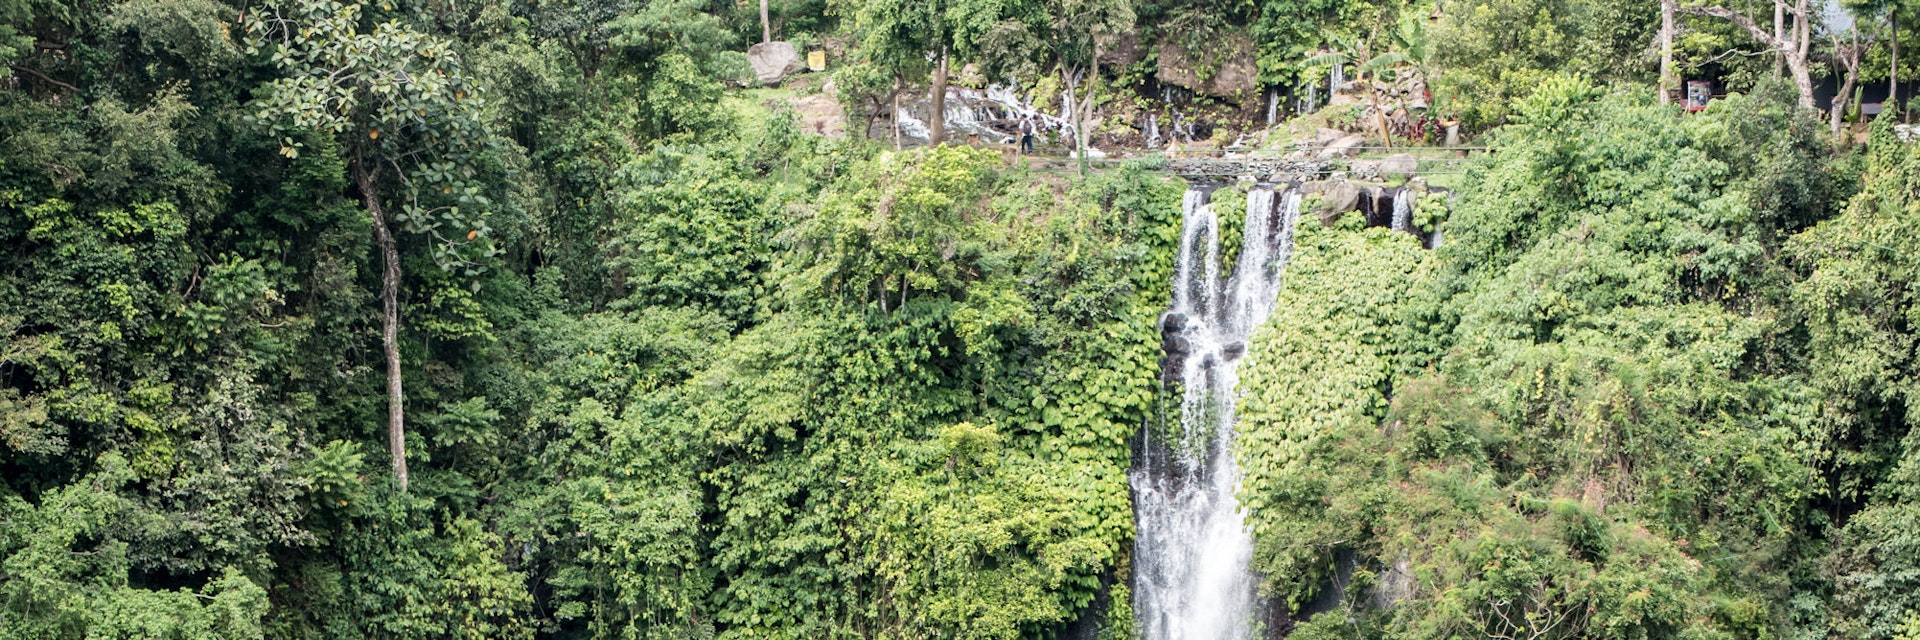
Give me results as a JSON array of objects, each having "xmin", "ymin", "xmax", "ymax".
[{"xmin": 807, "ymin": 50, "xmax": 826, "ymax": 72}]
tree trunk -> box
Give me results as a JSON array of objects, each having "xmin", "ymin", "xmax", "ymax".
[
  {"xmin": 1660, "ymin": 0, "xmax": 1677, "ymax": 105},
  {"xmin": 1832, "ymin": 33, "xmax": 1863, "ymax": 140},
  {"xmin": 1798, "ymin": 0, "xmax": 1811, "ymax": 59},
  {"xmin": 1076, "ymin": 51, "xmax": 1101, "ymax": 174},
  {"xmin": 1369, "ymin": 71, "xmax": 1393, "ymax": 147},
  {"xmin": 929, "ymin": 49, "xmax": 949, "ymax": 146},
  {"xmin": 1831, "ymin": 73, "xmax": 1857, "ymax": 139},
  {"xmin": 1060, "ymin": 64, "xmax": 1075, "ymax": 131},
  {"xmin": 760, "ymin": 0, "xmax": 771, "ymax": 44},
  {"xmin": 351, "ymin": 157, "xmax": 408, "ymax": 493},
  {"xmin": 1068, "ymin": 70, "xmax": 1084, "ymax": 171},
  {"xmin": 1774, "ymin": 0, "xmax": 1786, "ymax": 78},
  {"xmin": 892, "ymin": 79, "xmax": 903, "ymax": 151},
  {"xmin": 1787, "ymin": 45, "xmax": 1815, "ymax": 109},
  {"xmin": 1789, "ymin": 0, "xmax": 1804, "ymax": 108}
]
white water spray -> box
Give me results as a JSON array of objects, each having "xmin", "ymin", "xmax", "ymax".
[
  {"xmin": 1390, "ymin": 190, "xmax": 1411, "ymax": 233},
  {"xmin": 1134, "ymin": 185, "xmax": 1303, "ymax": 640}
]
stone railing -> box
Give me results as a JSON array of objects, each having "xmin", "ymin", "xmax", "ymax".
[{"xmin": 1164, "ymin": 158, "xmax": 1329, "ymax": 181}]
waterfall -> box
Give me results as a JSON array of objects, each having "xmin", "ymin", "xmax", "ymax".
[
  {"xmin": 895, "ymin": 107, "xmax": 931, "ymax": 141},
  {"xmin": 944, "ymin": 87, "xmax": 1015, "ymax": 143},
  {"xmin": 1134, "ymin": 185, "xmax": 1303, "ymax": 640},
  {"xmin": 890, "ymin": 85, "xmax": 1063, "ymax": 144},
  {"xmin": 1390, "ymin": 191, "xmax": 1411, "ymax": 233}
]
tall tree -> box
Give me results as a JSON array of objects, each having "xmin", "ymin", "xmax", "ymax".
[
  {"xmin": 1684, "ymin": 0, "xmax": 1817, "ymax": 108},
  {"xmin": 1845, "ymin": 0, "xmax": 1906, "ymax": 109},
  {"xmin": 856, "ymin": 0, "xmax": 1004, "ymax": 145},
  {"xmin": 1872, "ymin": 0, "xmax": 1907, "ymax": 111},
  {"xmin": 1830, "ymin": 17, "xmax": 1870, "ymax": 138},
  {"xmin": 243, "ymin": 0, "xmax": 500, "ymax": 491},
  {"xmin": 1050, "ymin": 0, "xmax": 1131, "ymax": 170},
  {"xmin": 976, "ymin": 0, "xmax": 1132, "ymax": 167}
]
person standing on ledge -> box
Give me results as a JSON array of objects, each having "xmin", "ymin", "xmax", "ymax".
[{"xmin": 1019, "ymin": 115, "xmax": 1036, "ymax": 154}]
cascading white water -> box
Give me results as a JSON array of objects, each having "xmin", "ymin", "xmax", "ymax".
[
  {"xmin": 1390, "ymin": 191, "xmax": 1411, "ymax": 233},
  {"xmin": 1134, "ymin": 185, "xmax": 1303, "ymax": 640},
  {"xmin": 890, "ymin": 85, "xmax": 1069, "ymax": 144},
  {"xmin": 896, "ymin": 107, "xmax": 931, "ymax": 141}
]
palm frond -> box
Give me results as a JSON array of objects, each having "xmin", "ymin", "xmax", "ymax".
[
  {"xmin": 1303, "ymin": 51, "xmax": 1351, "ymax": 68},
  {"xmin": 1361, "ymin": 52, "xmax": 1408, "ymax": 71}
]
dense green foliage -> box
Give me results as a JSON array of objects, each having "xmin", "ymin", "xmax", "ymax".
[
  {"xmin": 0, "ymin": 0, "xmax": 1199, "ymax": 631},
  {"xmin": 1428, "ymin": 0, "xmax": 1656, "ymax": 128},
  {"xmin": 1229, "ymin": 82, "xmax": 1920, "ymax": 638},
  {"xmin": 1795, "ymin": 118, "xmax": 1920, "ymax": 640},
  {"xmin": 1, "ymin": 0, "xmax": 1917, "ymax": 636}
]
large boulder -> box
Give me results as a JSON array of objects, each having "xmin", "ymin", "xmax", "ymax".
[
  {"xmin": 1155, "ymin": 34, "xmax": 1257, "ymax": 97},
  {"xmin": 748, "ymin": 41, "xmax": 802, "ymax": 84},
  {"xmin": 1379, "ymin": 153, "xmax": 1418, "ymax": 176},
  {"xmin": 1303, "ymin": 179, "xmax": 1361, "ymax": 224},
  {"xmin": 1328, "ymin": 80, "xmax": 1365, "ymax": 106},
  {"xmin": 1318, "ymin": 134, "xmax": 1364, "ymax": 159}
]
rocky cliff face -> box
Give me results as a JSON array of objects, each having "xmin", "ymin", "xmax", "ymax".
[{"xmin": 1156, "ymin": 34, "xmax": 1258, "ymax": 98}]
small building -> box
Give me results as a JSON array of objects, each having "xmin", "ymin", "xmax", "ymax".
[{"xmin": 1686, "ymin": 81, "xmax": 1712, "ymax": 112}]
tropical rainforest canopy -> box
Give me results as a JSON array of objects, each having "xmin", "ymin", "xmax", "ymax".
[{"xmin": 1, "ymin": 0, "xmax": 1918, "ymax": 637}]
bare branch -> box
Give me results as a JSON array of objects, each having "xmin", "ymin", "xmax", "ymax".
[
  {"xmin": 8, "ymin": 66, "xmax": 79, "ymax": 93},
  {"xmin": 1679, "ymin": 6, "xmax": 1783, "ymax": 49}
]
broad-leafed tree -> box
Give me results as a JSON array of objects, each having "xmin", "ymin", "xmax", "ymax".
[
  {"xmin": 1682, "ymin": 0, "xmax": 1818, "ymax": 108},
  {"xmin": 243, "ymin": 0, "xmax": 500, "ymax": 491},
  {"xmin": 854, "ymin": 0, "xmax": 1008, "ymax": 145}
]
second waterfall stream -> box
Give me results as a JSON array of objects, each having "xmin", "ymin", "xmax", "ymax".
[{"xmin": 1133, "ymin": 184, "xmax": 1303, "ymax": 640}]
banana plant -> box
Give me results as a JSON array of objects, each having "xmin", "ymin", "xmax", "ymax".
[
  {"xmin": 1304, "ymin": 34, "xmax": 1406, "ymax": 146},
  {"xmin": 1304, "ymin": 13, "xmax": 1435, "ymax": 147}
]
